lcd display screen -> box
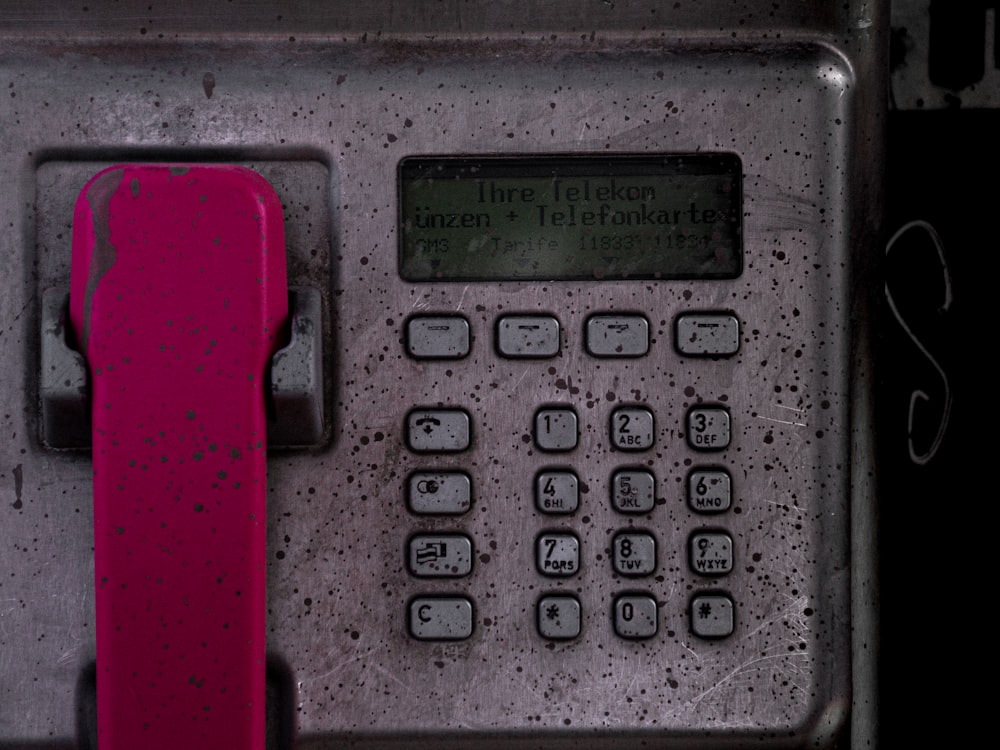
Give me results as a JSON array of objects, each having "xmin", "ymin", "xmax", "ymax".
[{"xmin": 399, "ymin": 155, "xmax": 742, "ymax": 281}]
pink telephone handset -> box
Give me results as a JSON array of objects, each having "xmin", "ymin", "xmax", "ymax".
[{"xmin": 70, "ymin": 164, "xmax": 288, "ymax": 749}]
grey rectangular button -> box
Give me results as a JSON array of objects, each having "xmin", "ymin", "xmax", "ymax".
[
  {"xmin": 610, "ymin": 406, "xmax": 655, "ymax": 450},
  {"xmin": 408, "ymin": 534, "xmax": 473, "ymax": 577},
  {"xmin": 406, "ymin": 316, "xmax": 471, "ymax": 359},
  {"xmin": 675, "ymin": 313, "xmax": 740, "ymax": 356},
  {"xmin": 534, "ymin": 407, "xmax": 578, "ymax": 452},
  {"xmin": 614, "ymin": 595, "xmax": 658, "ymax": 639},
  {"xmin": 689, "ymin": 531, "xmax": 734, "ymax": 576},
  {"xmin": 536, "ymin": 533, "xmax": 580, "ymax": 576},
  {"xmin": 406, "ymin": 409, "xmax": 471, "ymax": 452},
  {"xmin": 407, "ymin": 472, "xmax": 472, "ymax": 515},
  {"xmin": 686, "ymin": 407, "xmax": 731, "ymax": 450},
  {"xmin": 612, "ymin": 532, "xmax": 656, "ymax": 576},
  {"xmin": 496, "ymin": 315, "xmax": 560, "ymax": 358},
  {"xmin": 537, "ymin": 595, "xmax": 581, "ymax": 640},
  {"xmin": 586, "ymin": 314, "xmax": 649, "ymax": 357},
  {"xmin": 535, "ymin": 471, "xmax": 579, "ymax": 514},
  {"xmin": 611, "ymin": 469, "xmax": 656, "ymax": 513},
  {"xmin": 687, "ymin": 469, "xmax": 732, "ymax": 513},
  {"xmin": 409, "ymin": 597, "xmax": 474, "ymax": 640},
  {"xmin": 691, "ymin": 594, "xmax": 735, "ymax": 639}
]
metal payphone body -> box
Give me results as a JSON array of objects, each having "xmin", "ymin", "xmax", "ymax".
[{"xmin": 0, "ymin": 1, "xmax": 883, "ymax": 748}]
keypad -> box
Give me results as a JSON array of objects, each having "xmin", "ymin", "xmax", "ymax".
[{"xmin": 402, "ymin": 310, "xmax": 739, "ymax": 642}]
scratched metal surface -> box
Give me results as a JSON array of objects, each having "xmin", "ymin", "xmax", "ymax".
[{"xmin": 0, "ymin": 1, "xmax": 883, "ymax": 748}]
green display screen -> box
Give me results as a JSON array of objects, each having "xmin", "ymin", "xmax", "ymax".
[{"xmin": 398, "ymin": 155, "xmax": 742, "ymax": 281}]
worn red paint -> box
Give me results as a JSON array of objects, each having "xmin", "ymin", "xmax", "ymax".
[{"xmin": 70, "ymin": 164, "xmax": 288, "ymax": 750}]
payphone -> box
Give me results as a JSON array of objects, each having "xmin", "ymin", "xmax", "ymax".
[{"xmin": 0, "ymin": 1, "xmax": 883, "ymax": 748}]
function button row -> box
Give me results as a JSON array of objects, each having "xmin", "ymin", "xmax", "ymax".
[
  {"xmin": 406, "ymin": 466, "xmax": 732, "ymax": 519},
  {"xmin": 404, "ymin": 404, "xmax": 730, "ymax": 455},
  {"xmin": 407, "ymin": 593, "xmax": 734, "ymax": 641},
  {"xmin": 405, "ymin": 311, "xmax": 740, "ymax": 361}
]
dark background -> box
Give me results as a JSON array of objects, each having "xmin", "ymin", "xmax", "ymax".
[{"xmin": 882, "ymin": 1, "xmax": 995, "ymax": 744}]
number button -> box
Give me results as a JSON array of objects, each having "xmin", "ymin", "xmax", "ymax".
[
  {"xmin": 687, "ymin": 469, "xmax": 732, "ymax": 514},
  {"xmin": 612, "ymin": 532, "xmax": 656, "ymax": 576},
  {"xmin": 611, "ymin": 469, "xmax": 656, "ymax": 513},
  {"xmin": 535, "ymin": 471, "xmax": 579, "ymax": 514},
  {"xmin": 686, "ymin": 406, "xmax": 730, "ymax": 451},
  {"xmin": 614, "ymin": 595, "xmax": 658, "ymax": 639},
  {"xmin": 610, "ymin": 406, "xmax": 654, "ymax": 451},
  {"xmin": 534, "ymin": 408, "xmax": 578, "ymax": 452},
  {"xmin": 536, "ymin": 533, "xmax": 580, "ymax": 577},
  {"xmin": 689, "ymin": 531, "xmax": 734, "ymax": 576}
]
